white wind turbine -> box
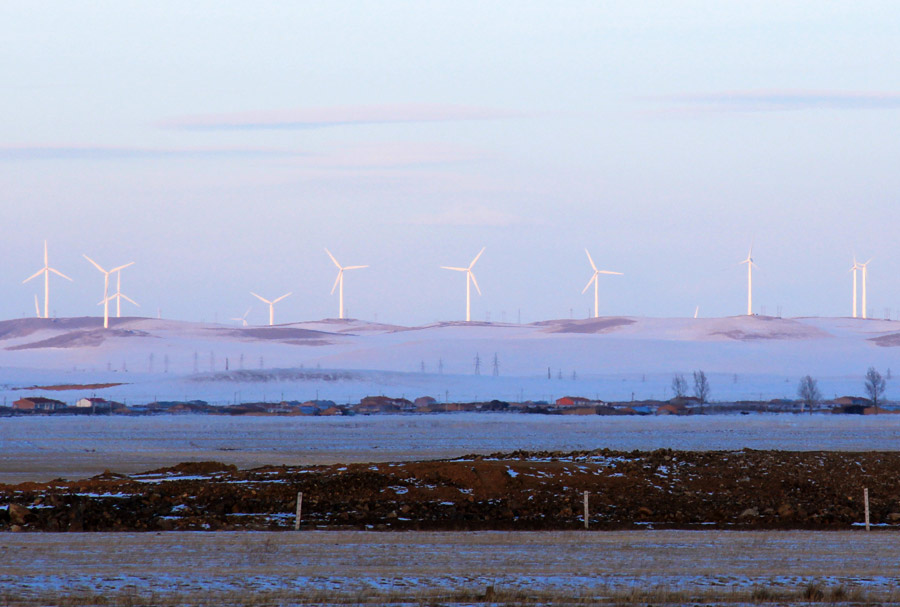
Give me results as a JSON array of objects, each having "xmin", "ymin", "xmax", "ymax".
[
  {"xmin": 849, "ymin": 257, "xmax": 861, "ymax": 318},
  {"xmin": 251, "ymin": 292, "xmax": 291, "ymax": 326},
  {"xmin": 441, "ymin": 247, "xmax": 485, "ymax": 322},
  {"xmin": 740, "ymin": 247, "xmax": 758, "ymax": 316},
  {"xmin": 23, "ymin": 240, "xmax": 72, "ymax": 319},
  {"xmin": 83, "ymin": 255, "xmax": 134, "ymax": 328},
  {"xmin": 231, "ymin": 307, "xmax": 251, "ymax": 327},
  {"xmin": 109, "ymin": 264, "xmax": 139, "ymax": 318},
  {"xmin": 858, "ymin": 258, "xmax": 872, "ymax": 319},
  {"xmin": 582, "ymin": 249, "xmax": 623, "ymax": 318},
  {"xmin": 325, "ymin": 249, "xmax": 368, "ymax": 320}
]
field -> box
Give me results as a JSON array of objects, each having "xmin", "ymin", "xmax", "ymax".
[
  {"xmin": 3, "ymin": 413, "xmax": 900, "ymax": 484},
  {"xmin": 1, "ymin": 530, "xmax": 899, "ymax": 605}
]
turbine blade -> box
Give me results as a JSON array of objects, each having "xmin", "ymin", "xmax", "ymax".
[
  {"xmin": 250, "ymin": 292, "xmax": 271, "ymax": 304},
  {"xmin": 34, "ymin": 295, "xmax": 40, "ymax": 318},
  {"xmin": 468, "ymin": 247, "xmax": 485, "ymax": 270},
  {"xmin": 273, "ymin": 292, "xmax": 292, "ymax": 303},
  {"xmin": 441, "ymin": 266, "xmax": 467, "ymax": 272},
  {"xmin": 83, "ymin": 254, "xmax": 106, "ymax": 274},
  {"xmin": 582, "ymin": 274, "xmax": 597, "ymax": 294},
  {"xmin": 331, "ymin": 271, "xmax": 342, "ymax": 294},
  {"xmin": 598, "ymin": 270, "xmax": 624, "ymax": 276},
  {"xmin": 469, "ymin": 271, "xmax": 482, "ymax": 295},
  {"xmin": 324, "ymin": 248, "xmax": 341, "ymax": 269},
  {"xmin": 344, "ymin": 265, "xmax": 368, "ymax": 270},
  {"xmin": 584, "ymin": 249, "xmax": 597, "ymax": 272},
  {"xmin": 23, "ymin": 268, "xmax": 44, "ymax": 284},
  {"xmin": 121, "ymin": 294, "xmax": 139, "ymax": 306},
  {"xmin": 243, "ymin": 307, "xmax": 251, "ymax": 319},
  {"xmin": 49, "ymin": 268, "xmax": 73, "ymax": 281},
  {"xmin": 110, "ymin": 261, "xmax": 135, "ymax": 273}
]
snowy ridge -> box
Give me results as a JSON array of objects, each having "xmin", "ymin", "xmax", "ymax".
[{"xmin": 0, "ymin": 315, "xmax": 898, "ymax": 404}]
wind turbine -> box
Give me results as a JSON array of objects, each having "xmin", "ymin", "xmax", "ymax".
[
  {"xmin": 582, "ymin": 249, "xmax": 623, "ymax": 318},
  {"xmin": 441, "ymin": 247, "xmax": 484, "ymax": 322},
  {"xmin": 110, "ymin": 264, "xmax": 138, "ymax": 318},
  {"xmin": 849, "ymin": 257, "xmax": 861, "ymax": 318},
  {"xmin": 231, "ymin": 307, "xmax": 251, "ymax": 327},
  {"xmin": 859, "ymin": 258, "xmax": 872, "ymax": 319},
  {"xmin": 23, "ymin": 240, "xmax": 72, "ymax": 319},
  {"xmin": 84, "ymin": 255, "xmax": 133, "ymax": 328},
  {"xmin": 250, "ymin": 292, "xmax": 291, "ymax": 326},
  {"xmin": 740, "ymin": 247, "xmax": 758, "ymax": 316},
  {"xmin": 325, "ymin": 249, "xmax": 368, "ymax": 319}
]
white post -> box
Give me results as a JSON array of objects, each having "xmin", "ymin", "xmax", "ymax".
[
  {"xmin": 295, "ymin": 492, "xmax": 303, "ymax": 531},
  {"xmin": 583, "ymin": 491, "xmax": 589, "ymax": 530},
  {"xmin": 864, "ymin": 488, "xmax": 870, "ymax": 531}
]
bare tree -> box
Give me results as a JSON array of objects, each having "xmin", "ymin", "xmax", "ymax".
[
  {"xmin": 693, "ymin": 370, "xmax": 710, "ymax": 405},
  {"xmin": 865, "ymin": 367, "xmax": 886, "ymax": 413},
  {"xmin": 671, "ymin": 374, "xmax": 688, "ymax": 399},
  {"xmin": 797, "ymin": 375, "xmax": 821, "ymax": 413}
]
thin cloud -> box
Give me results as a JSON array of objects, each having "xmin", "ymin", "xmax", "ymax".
[
  {"xmin": 0, "ymin": 145, "xmax": 306, "ymax": 161},
  {"xmin": 408, "ymin": 204, "xmax": 529, "ymax": 227},
  {"xmin": 160, "ymin": 104, "xmax": 519, "ymax": 131},
  {"xmin": 651, "ymin": 90, "xmax": 900, "ymax": 114},
  {"xmin": 315, "ymin": 141, "xmax": 486, "ymax": 170}
]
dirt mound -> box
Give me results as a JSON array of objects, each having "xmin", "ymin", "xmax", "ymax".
[{"xmin": 1, "ymin": 449, "xmax": 897, "ymax": 532}]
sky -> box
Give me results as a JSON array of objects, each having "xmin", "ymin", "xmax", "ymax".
[{"xmin": 2, "ymin": 2, "xmax": 900, "ymax": 326}]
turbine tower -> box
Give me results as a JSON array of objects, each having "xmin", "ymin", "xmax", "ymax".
[
  {"xmin": 251, "ymin": 291, "xmax": 291, "ymax": 326},
  {"xmin": 110, "ymin": 264, "xmax": 139, "ymax": 318},
  {"xmin": 859, "ymin": 258, "xmax": 872, "ymax": 319},
  {"xmin": 231, "ymin": 307, "xmax": 251, "ymax": 327},
  {"xmin": 325, "ymin": 248, "xmax": 368, "ymax": 320},
  {"xmin": 84, "ymin": 255, "xmax": 133, "ymax": 328},
  {"xmin": 740, "ymin": 247, "xmax": 758, "ymax": 316},
  {"xmin": 582, "ymin": 249, "xmax": 623, "ymax": 318},
  {"xmin": 850, "ymin": 258, "xmax": 861, "ymax": 318},
  {"xmin": 441, "ymin": 247, "xmax": 485, "ymax": 322},
  {"xmin": 23, "ymin": 240, "xmax": 72, "ymax": 319}
]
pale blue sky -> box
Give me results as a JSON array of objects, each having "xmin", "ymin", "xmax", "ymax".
[{"xmin": 2, "ymin": 2, "xmax": 900, "ymax": 324}]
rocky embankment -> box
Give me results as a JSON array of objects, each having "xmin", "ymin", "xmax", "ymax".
[{"xmin": 2, "ymin": 449, "xmax": 898, "ymax": 532}]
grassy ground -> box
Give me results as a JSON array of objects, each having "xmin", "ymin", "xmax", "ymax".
[{"xmin": 1, "ymin": 530, "xmax": 898, "ymax": 605}]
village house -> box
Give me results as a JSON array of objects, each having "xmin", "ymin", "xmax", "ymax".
[{"xmin": 13, "ymin": 397, "xmax": 67, "ymax": 412}]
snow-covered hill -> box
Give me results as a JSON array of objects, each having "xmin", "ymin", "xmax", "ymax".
[{"xmin": 0, "ymin": 315, "xmax": 898, "ymax": 405}]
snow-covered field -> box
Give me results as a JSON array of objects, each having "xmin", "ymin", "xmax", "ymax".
[
  {"xmin": 0, "ymin": 314, "xmax": 899, "ymax": 405},
  {"xmin": 1, "ymin": 530, "xmax": 898, "ymax": 603},
  {"xmin": 3, "ymin": 413, "xmax": 900, "ymax": 483}
]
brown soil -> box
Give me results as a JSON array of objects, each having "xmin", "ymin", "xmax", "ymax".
[{"xmin": 1, "ymin": 449, "xmax": 897, "ymax": 532}]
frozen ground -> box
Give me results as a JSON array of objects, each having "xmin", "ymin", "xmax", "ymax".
[
  {"xmin": 0, "ymin": 315, "xmax": 899, "ymax": 405},
  {"xmin": 3, "ymin": 413, "xmax": 900, "ymax": 483},
  {"xmin": 1, "ymin": 530, "xmax": 898, "ymax": 604}
]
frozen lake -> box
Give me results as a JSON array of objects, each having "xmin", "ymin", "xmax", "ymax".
[{"xmin": 2, "ymin": 412, "xmax": 900, "ymax": 483}]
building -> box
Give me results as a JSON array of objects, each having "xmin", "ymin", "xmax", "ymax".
[{"xmin": 13, "ymin": 397, "xmax": 67, "ymax": 412}]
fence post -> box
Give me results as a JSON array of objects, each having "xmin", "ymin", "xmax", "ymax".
[
  {"xmin": 584, "ymin": 491, "xmax": 589, "ymax": 530},
  {"xmin": 295, "ymin": 492, "xmax": 303, "ymax": 531},
  {"xmin": 864, "ymin": 488, "xmax": 870, "ymax": 532}
]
